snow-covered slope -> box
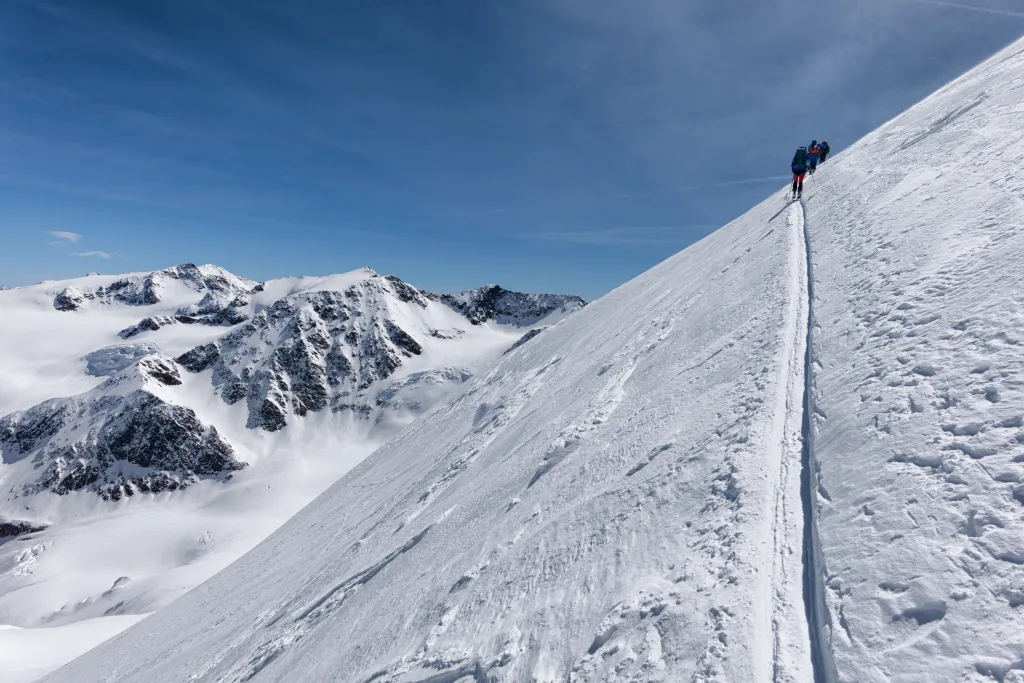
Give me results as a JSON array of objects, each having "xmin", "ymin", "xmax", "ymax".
[
  {"xmin": 0, "ymin": 266, "xmax": 583, "ymax": 682},
  {"xmin": 36, "ymin": 37, "xmax": 1024, "ymax": 683},
  {"xmin": 803, "ymin": 40, "xmax": 1024, "ymax": 682}
]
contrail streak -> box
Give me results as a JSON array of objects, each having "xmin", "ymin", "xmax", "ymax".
[
  {"xmin": 466, "ymin": 175, "xmax": 792, "ymax": 216},
  {"xmin": 607, "ymin": 175, "xmax": 792, "ymax": 200},
  {"xmin": 892, "ymin": 0, "xmax": 1024, "ymax": 19}
]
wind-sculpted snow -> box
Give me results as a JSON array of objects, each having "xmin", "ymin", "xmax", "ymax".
[
  {"xmin": 799, "ymin": 39, "xmax": 1024, "ymax": 683},
  {"xmin": 1, "ymin": 357, "xmax": 244, "ymax": 500},
  {"xmin": 40, "ymin": 182, "xmax": 811, "ymax": 682}
]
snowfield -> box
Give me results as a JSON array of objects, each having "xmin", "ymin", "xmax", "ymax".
[
  {"xmin": 0, "ymin": 268, "xmax": 582, "ymax": 682},
  {"xmin": 18, "ymin": 35, "xmax": 1024, "ymax": 683}
]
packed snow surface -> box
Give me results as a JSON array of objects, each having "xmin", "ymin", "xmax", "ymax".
[
  {"xmin": 806, "ymin": 39, "xmax": 1024, "ymax": 682},
  {"xmin": 26, "ymin": 36, "xmax": 1024, "ymax": 683},
  {"xmin": 0, "ymin": 267, "xmax": 581, "ymax": 681}
]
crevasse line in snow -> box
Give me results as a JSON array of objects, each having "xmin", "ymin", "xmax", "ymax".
[{"xmin": 798, "ymin": 199, "xmax": 839, "ymax": 683}]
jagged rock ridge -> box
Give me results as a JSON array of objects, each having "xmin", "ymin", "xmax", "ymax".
[
  {"xmin": 177, "ymin": 275, "xmax": 434, "ymax": 431},
  {"xmin": 52, "ymin": 264, "xmax": 262, "ymax": 336},
  {"xmin": 0, "ymin": 356, "xmax": 244, "ymax": 500},
  {"xmin": 441, "ymin": 284, "xmax": 585, "ymax": 325}
]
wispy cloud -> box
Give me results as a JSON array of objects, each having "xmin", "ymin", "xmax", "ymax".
[
  {"xmin": 890, "ymin": 0, "xmax": 1024, "ymax": 19},
  {"xmin": 466, "ymin": 176, "xmax": 792, "ymax": 218},
  {"xmin": 48, "ymin": 230, "xmax": 82, "ymax": 244},
  {"xmin": 604, "ymin": 176, "xmax": 792, "ymax": 202},
  {"xmin": 72, "ymin": 250, "xmax": 118, "ymax": 259},
  {"xmin": 523, "ymin": 225, "xmax": 719, "ymax": 246}
]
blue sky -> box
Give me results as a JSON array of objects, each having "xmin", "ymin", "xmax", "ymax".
[{"xmin": 2, "ymin": 0, "xmax": 1022, "ymax": 299}]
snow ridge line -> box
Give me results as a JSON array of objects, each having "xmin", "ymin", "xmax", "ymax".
[{"xmin": 797, "ymin": 199, "xmax": 839, "ymax": 683}]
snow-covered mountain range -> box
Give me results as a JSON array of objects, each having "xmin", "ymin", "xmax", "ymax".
[
  {"xmin": 0, "ymin": 266, "xmax": 583, "ymax": 681},
  {"xmin": 27, "ymin": 37, "xmax": 1024, "ymax": 683}
]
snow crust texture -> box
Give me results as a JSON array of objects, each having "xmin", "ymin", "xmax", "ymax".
[{"xmin": 805, "ymin": 39, "xmax": 1024, "ymax": 683}]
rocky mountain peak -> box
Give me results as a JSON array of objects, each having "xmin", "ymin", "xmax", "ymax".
[
  {"xmin": 176, "ymin": 279, "xmax": 431, "ymax": 431},
  {"xmin": 440, "ymin": 284, "xmax": 586, "ymax": 326},
  {"xmin": 53, "ymin": 263, "xmax": 262, "ymax": 313}
]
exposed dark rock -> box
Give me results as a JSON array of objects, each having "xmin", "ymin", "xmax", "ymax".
[
  {"xmin": 441, "ymin": 285, "xmax": 585, "ymax": 326},
  {"xmin": 0, "ymin": 519, "xmax": 48, "ymax": 539},
  {"xmin": 174, "ymin": 291, "xmax": 250, "ymax": 327},
  {"xmin": 118, "ymin": 316, "xmax": 174, "ymax": 339},
  {"xmin": 384, "ymin": 275, "xmax": 434, "ymax": 307},
  {"xmin": 1, "ymin": 403, "xmax": 71, "ymax": 459},
  {"xmin": 137, "ymin": 357, "xmax": 182, "ymax": 386},
  {"xmin": 168, "ymin": 274, "xmax": 582, "ymax": 432},
  {"xmin": 1, "ymin": 390, "xmax": 245, "ymax": 499},
  {"xmin": 73, "ymin": 265, "xmax": 260, "ymax": 335},
  {"xmin": 428, "ymin": 328, "xmax": 465, "ymax": 339},
  {"xmin": 325, "ymin": 344, "xmax": 354, "ymax": 387},
  {"xmin": 101, "ymin": 276, "xmax": 160, "ymax": 306},
  {"xmin": 178, "ymin": 285, "xmax": 426, "ymax": 431},
  {"xmin": 385, "ymin": 320, "xmax": 423, "ymax": 356},
  {"xmin": 177, "ymin": 343, "xmax": 220, "ymax": 373},
  {"xmin": 504, "ymin": 327, "xmax": 546, "ymax": 355},
  {"xmin": 54, "ymin": 287, "xmax": 90, "ymax": 311}
]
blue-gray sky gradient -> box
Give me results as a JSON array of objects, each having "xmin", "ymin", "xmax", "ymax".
[{"xmin": 2, "ymin": 0, "xmax": 1022, "ymax": 298}]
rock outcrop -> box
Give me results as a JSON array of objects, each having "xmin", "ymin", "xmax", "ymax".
[
  {"xmin": 440, "ymin": 285, "xmax": 585, "ymax": 325},
  {"xmin": 0, "ymin": 357, "xmax": 244, "ymax": 500},
  {"xmin": 177, "ymin": 276, "xmax": 430, "ymax": 431}
]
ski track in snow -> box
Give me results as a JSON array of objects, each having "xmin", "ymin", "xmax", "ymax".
[
  {"xmin": 759, "ymin": 202, "xmax": 813, "ymax": 683},
  {"xmin": 804, "ymin": 41, "xmax": 1024, "ymax": 683}
]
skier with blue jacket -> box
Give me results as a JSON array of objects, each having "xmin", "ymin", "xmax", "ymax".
[
  {"xmin": 791, "ymin": 146, "xmax": 808, "ymax": 199},
  {"xmin": 807, "ymin": 140, "xmax": 822, "ymax": 174}
]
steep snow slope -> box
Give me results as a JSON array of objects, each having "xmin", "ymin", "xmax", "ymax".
[
  {"xmin": 38, "ymin": 37, "xmax": 1024, "ymax": 683},
  {"xmin": 0, "ymin": 267, "xmax": 582, "ymax": 682},
  {"xmin": 38, "ymin": 184, "xmax": 814, "ymax": 680},
  {"xmin": 803, "ymin": 39, "xmax": 1024, "ymax": 682}
]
